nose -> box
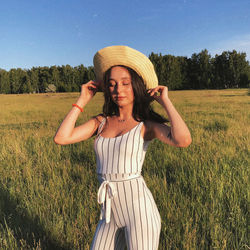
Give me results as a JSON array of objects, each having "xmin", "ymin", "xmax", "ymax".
[{"xmin": 114, "ymin": 82, "xmax": 122, "ymax": 94}]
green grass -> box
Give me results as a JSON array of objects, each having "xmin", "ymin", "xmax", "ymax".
[{"xmin": 0, "ymin": 89, "xmax": 249, "ymax": 249}]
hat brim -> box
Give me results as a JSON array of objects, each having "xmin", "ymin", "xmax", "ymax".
[{"xmin": 93, "ymin": 45, "xmax": 158, "ymax": 90}]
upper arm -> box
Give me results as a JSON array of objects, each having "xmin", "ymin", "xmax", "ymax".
[
  {"xmin": 54, "ymin": 115, "xmax": 103, "ymax": 145},
  {"xmin": 143, "ymin": 120, "xmax": 177, "ymax": 147}
]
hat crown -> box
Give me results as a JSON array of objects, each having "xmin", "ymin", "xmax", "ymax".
[{"xmin": 93, "ymin": 45, "xmax": 158, "ymax": 89}]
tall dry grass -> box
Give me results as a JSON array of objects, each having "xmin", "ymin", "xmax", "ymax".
[{"xmin": 0, "ymin": 89, "xmax": 249, "ymax": 249}]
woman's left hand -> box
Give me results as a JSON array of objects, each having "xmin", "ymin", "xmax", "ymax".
[{"xmin": 147, "ymin": 85, "xmax": 169, "ymax": 105}]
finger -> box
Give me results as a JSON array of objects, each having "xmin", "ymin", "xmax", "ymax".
[
  {"xmin": 88, "ymin": 82, "xmax": 97, "ymax": 87},
  {"xmin": 154, "ymin": 90, "xmax": 162, "ymax": 97},
  {"xmin": 149, "ymin": 91, "xmax": 155, "ymax": 96},
  {"xmin": 157, "ymin": 88, "xmax": 163, "ymax": 94},
  {"xmin": 88, "ymin": 87, "xmax": 97, "ymax": 93},
  {"xmin": 81, "ymin": 81, "xmax": 93, "ymax": 88},
  {"xmin": 148, "ymin": 87, "xmax": 158, "ymax": 92},
  {"xmin": 150, "ymin": 89, "xmax": 159, "ymax": 96},
  {"xmin": 151, "ymin": 90, "xmax": 158, "ymax": 96},
  {"xmin": 85, "ymin": 80, "xmax": 94, "ymax": 85},
  {"xmin": 87, "ymin": 82, "xmax": 98, "ymax": 89}
]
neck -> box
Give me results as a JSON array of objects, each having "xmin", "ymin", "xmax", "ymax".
[{"xmin": 117, "ymin": 105, "xmax": 133, "ymax": 120}]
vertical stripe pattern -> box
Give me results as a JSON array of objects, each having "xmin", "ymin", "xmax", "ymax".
[
  {"xmin": 91, "ymin": 118, "xmax": 161, "ymax": 249},
  {"xmin": 94, "ymin": 119, "xmax": 150, "ymax": 175},
  {"xmin": 91, "ymin": 175, "xmax": 161, "ymax": 250}
]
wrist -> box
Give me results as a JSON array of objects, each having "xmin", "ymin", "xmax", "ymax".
[
  {"xmin": 75, "ymin": 98, "xmax": 87, "ymax": 109},
  {"xmin": 157, "ymin": 96, "xmax": 171, "ymax": 107},
  {"xmin": 72, "ymin": 103, "xmax": 83, "ymax": 112}
]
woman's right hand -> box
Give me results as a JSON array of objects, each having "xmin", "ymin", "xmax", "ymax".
[{"xmin": 76, "ymin": 80, "xmax": 101, "ymax": 107}]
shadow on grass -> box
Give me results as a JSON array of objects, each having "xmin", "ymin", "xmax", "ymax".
[{"xmin": 0, "ymin": 183, "xmax": 69, "ymax": 250}]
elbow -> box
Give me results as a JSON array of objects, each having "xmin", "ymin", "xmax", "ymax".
[
  {"xmin": 53, "ymin": 135, "xmax": 66, "ymax": 145},
  {"xmin": 176, "ymin": 135, "xmax": 192, "ymax": 148},
  {"xmin": 53, "ymin": 136, "xmax": 61, "ymax": 145}
]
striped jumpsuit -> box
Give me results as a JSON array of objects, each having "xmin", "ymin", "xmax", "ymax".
[{"xmin": 90, "ymin": 118, "xmax": 161, "ymax": 250}]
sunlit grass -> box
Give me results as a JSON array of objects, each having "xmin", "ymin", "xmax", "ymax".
[{"xmin": 0, "ymin": 89, "xmax": 249, "ymax": 249}]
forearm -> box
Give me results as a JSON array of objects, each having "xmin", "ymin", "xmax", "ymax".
[
  {"xmin": 54, "ymin": 98, "xmax": 86, "ymax": 140},
  {"xmin": 161, "ymin": 98, "xmax": 191, "ymax": 146}
]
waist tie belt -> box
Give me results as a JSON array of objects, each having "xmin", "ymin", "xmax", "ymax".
[{"xmin": 97, "ymin": 173, "xmax": 141, "ymax": 223}]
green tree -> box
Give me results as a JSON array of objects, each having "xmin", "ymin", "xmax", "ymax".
[
  {"xmin": 178, "ymin": 56, "xmax": 189, "ymax": 90},
  {"xmin": 0, "ymin": 69, "xmax": 10, "ymax": 94},
  {"xmin": 149, "ymin": 53, "xmax": 187, "ymax": 90},
  {"xmin": 50, "ymin": 66, "xmax": 60, "ymax": 91},
  {"xmin": 38, "ymin": 67, "xmax": 50, "ymax": 92},
  {"xmin": 229, "ymin": 50, "xmax": 249, "ymax": 88},
  {"xmin": 19, "ymin": 71, "xmax": 32, "ymax": 93},
  {"xmin": 87, "ymin": 66, "xmax": 95, "ymax": 81},
  {"xmin": 149, "ymin": 52, "xmax": 164, "ymax": 86},
  {"xmin": 29, "ymin": 68, "xmax": 39, "ymax": 93},
  {"xmin": 188, "ymin": 49, "xmax": 212, "ymax": 89},
  {"xmin": 60, "ymin": 65, "xmax": 73, "ymax": 92},
  {"xmin": 9, "ymin": 68, "xmax": 27, "ymax": 93},
  {"xmin": 163, "ymin": 55, "xmax": 184, "ymax": 89}
]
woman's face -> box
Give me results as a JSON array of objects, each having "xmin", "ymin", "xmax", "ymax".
[{"xmin": 108, "ymin": 66, "xmax": 134, "ymax": 107}]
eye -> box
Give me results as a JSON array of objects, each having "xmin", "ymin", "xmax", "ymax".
[
  {"xmin": 108, "ymin": 81, "xmax": 115, "ymax": 87},
  {"xmin": 123, "ymin": 81, "xmax": 131, "ymax": 85}
]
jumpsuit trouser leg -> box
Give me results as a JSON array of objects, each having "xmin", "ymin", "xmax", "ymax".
[
  {"xmin": 90, "ymin": 174, "xmax": 161, "ymax": 250},
  {"xmin": 90, "ymin": 212, "xmax": 127, "ymax": 250}
]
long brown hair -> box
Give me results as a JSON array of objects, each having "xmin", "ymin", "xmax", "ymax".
[{"xmin": 102, "ymin": 65, "xmax": 167, "ymax": 123}]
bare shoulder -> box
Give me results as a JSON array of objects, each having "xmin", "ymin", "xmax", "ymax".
[
  {"xmin": 93, "ymin": 114, "xmax": 105, "ymax": 124},
  {"xmin": 90, "ymin": 114, "xmax": 105, "ymax": 135}
]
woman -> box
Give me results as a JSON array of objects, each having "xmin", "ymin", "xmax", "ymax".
[{"xmin": 54, "ymin": 45, "xmax": 192, "ymax": 250}]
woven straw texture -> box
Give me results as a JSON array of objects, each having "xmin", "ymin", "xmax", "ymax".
[{"xmin": 93, "ymin": 45, "xmax": 158, "ymax": 89}]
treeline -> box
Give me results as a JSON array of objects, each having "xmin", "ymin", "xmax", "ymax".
[
  {"xmin": 149, "ymin": 49, "xmax": 250, "ymax": 90},
  {"xmin": 0, "ymin": 49, "xmax": 249, "ymax": 94},
  {"xmin": 0, "ymin": 65, "xmax": 95, "ymax": 94}
]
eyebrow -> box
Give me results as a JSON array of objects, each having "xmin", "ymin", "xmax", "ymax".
[{"xmin": 109, "ymin": 77, "xmax": 131, "ymax": 81}]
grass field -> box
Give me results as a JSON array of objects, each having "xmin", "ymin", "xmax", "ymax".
[{"xmin": 0, "ymin": 89, "xmax": 249, "ymax": 249}]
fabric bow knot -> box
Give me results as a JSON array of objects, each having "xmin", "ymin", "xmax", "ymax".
[{"xmin": 97, "ymin": 180, "xmax": 117, "ymax": 223}]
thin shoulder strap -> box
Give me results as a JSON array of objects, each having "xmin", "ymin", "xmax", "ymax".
[
  {"xmin": 97, "ymin": 117, "xmax": 106, "ymax": 136},
  {"xmin": 137, "ymin": 121, "xmax": 144, "ymax": 135},
  {"xmin": 138, "ymin": 121, "xmax": 144, "ymax": 129}
]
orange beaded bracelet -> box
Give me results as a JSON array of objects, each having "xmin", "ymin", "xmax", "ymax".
[{"xmin": 72, "ymin": 104, "xmax": 83, "ymax": 112}]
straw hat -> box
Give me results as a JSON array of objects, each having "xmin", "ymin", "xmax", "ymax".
[{"xmin": 93, "ymin": 45, "xmax": 158, "ymax": 89}]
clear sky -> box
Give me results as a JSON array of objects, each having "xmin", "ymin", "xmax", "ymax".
[{"xmin": 1, "ymin": 0, "xmax": 250, "ymax": 71}]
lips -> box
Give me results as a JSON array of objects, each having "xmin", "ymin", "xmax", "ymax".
[{"xmin": 116, "ymin": 96, "xmax": 125, "ymax": 100}]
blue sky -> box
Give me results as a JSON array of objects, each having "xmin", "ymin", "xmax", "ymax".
[{"xmin": 1, "ymin": 0, "xmax": 250, "ymax": 70}]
